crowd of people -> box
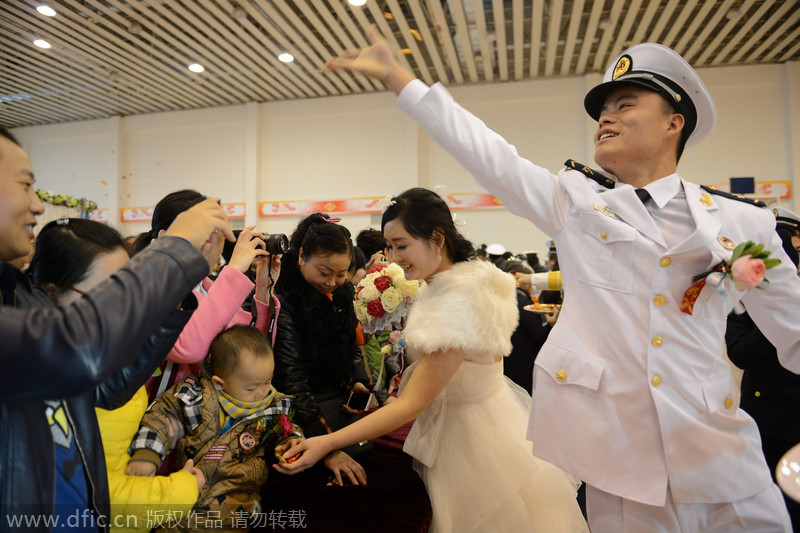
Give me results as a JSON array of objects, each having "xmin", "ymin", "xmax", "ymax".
[{"xmin": 3, "ymin": 25, "xmax": 800, "ymax": 533}]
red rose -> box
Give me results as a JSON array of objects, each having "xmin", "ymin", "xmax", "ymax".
[
  {"xmin": 368, "ymin": 264, "xmax": 387, "ymax": 274},
  {"xmin": 374, "ymin": 275, "xmax": 391, "ymax": 291},
  {"xmin": 278, "ymin": 414, "xmax": 293, "ymax": 439},
  {"xmin": 367, "ymin": 299, "xmax": 386, "ymax": 318}
]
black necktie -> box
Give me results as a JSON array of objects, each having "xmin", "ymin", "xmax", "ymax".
[{"xmin": 635, "ymin": 188, "xmax": 651, "ymax": 204}]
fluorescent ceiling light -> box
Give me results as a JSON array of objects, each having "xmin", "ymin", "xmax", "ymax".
[
  {"xmin": 188, "ymin": 63, "xmax": 205, "ymax": 73},
  {"xmin": 278, "ymin": 53, "xmax": 294, "ymax": 63},
  {"xmin": 33, "ymin": 39, "xmax": 52, "ymax": 49}
]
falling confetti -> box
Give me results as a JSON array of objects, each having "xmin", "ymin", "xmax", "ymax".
[
  {"xmin": 121, "ymin": 175, "xmax": 126, "ymax": 179},
  {"xmin": 383, "ymin": 12, "xmax": 394, "ymax": 20},
  {"xmin": 156, "ymin": 161, "xmax": 162, "ymax": 166},
  {"xmin": 101, "ymin": 179, "xmax": 108, "ymax": 185},
  {"xmin": 110, "ymin": 149, "xmax": 115, "ymax": 154},
  {"xmin": 436, "ymin": 22, "xmax": 443, "ymax": 32},
  {"xmin": 400, "ymin": 48, "xmax": 412, "ymax": 55},
  {"xmin": 409, "ymin": 29, "xmax": 422, "ymax": 41}
]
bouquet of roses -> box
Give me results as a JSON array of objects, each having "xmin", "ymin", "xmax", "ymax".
[
  {"xmin": 354, "ymin": 262, "xmax": 420, "ymax": 334},
  {"xmin": 680, "ymin": 240, "xmax": 781, "ymax": 315},
  {"xmin": 355, "ymin": 263, "xmax": 419, "ymax": 394}
]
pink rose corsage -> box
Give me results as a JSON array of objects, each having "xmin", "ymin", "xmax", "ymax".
[{"xmin": 680, "ymin": 240, "xmax": 780, "ymax": 315}]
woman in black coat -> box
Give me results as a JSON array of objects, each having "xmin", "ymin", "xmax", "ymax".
[{"xmin": 272, "ymin": 213, "xmax": 371, "ymax": 486}]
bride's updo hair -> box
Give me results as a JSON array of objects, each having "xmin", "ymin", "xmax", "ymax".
[{"xmin": 381, "ymin": 188, "xmax": 475, "ymax": 264}]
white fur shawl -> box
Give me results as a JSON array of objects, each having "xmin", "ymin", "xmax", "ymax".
[{"xmin": 404, "ymin": 260, "xmax": 519, "ymax": 358}]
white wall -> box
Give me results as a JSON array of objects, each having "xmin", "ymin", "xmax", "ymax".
[{"xmin": 12, "ymin": 61, "xmax": 800, "ymax": 255}]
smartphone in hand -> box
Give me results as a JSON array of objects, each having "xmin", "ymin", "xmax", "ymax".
[{"xmin": 346, "ymin": 391, "xmax": 375, "ymax": 411}]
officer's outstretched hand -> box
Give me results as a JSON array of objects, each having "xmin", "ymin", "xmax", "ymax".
[{"xmin": 325, "ymin": 25, "xmax": 415, "ymax": 94}]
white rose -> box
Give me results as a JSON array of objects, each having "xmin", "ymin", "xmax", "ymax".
[
  {"xmin": 358, "ymin": 284, "xmax": 380, "ymax": 303},
  {"xmin": 394, "ymin": 277, "xmax": 419, "ymax": 299},
  {"xmin": 385, "ymin": 263, "xmax": 404, "ymax": 278},
  {"xmin": 354, "ymin": 302, "xmax": 369, "ymax": 323},
  {"xmin": 380, "ymin": 287, "xmax": 403, "ymax": 312}
]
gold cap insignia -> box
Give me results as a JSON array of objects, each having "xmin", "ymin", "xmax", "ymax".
[
  {"xmin": 718, "ymin": 236, "xmax": 736, "ymax": 250},
  {"xmin": 612, "ymin": 55, "xmax": 632, "ymax": 80}
]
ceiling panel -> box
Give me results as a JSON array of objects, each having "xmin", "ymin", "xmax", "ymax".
[{"xmin": 1, "ymin": 0, "xmax": 799, "ymax": 128}]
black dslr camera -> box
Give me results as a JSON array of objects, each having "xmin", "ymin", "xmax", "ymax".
[{"xmin": 262, "ymin": 233, "xmax": 289, "ymax": 255}]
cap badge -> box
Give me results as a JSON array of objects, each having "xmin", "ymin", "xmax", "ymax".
[
  {"xmin": 717, "ymin": 236, "xmax": 736, "ymax": 250},
  {"xmin": 773, "ymin": 208, "xmax": 780, "ymax": 217},
  {"xmin": 593, "ymin": 203, "xmax": 619, "ymax": 220},
  {"xmin": 700, "ymin": 192, "xmax": 712, "ymax": 206},
  {"xmin": 612, "ymin": 55, "xmax": 632, "ymax": 80}
]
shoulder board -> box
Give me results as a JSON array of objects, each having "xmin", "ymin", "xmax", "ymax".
[
  {"xmin": 700, "ymin": 185, "xmax": 766, "ymax": 208},
  {"xmin": 564, "ymin": 159, "xmax": 615, "ymax": 189}
]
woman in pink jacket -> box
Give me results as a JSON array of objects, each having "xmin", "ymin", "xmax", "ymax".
[{"xmin": 132, "ymin": 190, "xmax": 282, "ymax": 402}]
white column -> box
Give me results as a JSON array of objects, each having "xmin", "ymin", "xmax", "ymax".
[
  {"xmin": 784, "ymin": 61, "xmax": 800, "ymax": 213},
  {"xmin": 107, "ymin": 116, "xmax": 122, "ymax": 228},
  {"xmin": 244, "ymin": 102, "xmax": 260, "ymax": 228}
]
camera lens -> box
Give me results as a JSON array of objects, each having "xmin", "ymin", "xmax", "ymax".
[{"xmin": 263, "ymin": 233, "xmax": 289, "ymax": 255}]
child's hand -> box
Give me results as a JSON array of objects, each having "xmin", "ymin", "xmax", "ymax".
[
  {"xmin": 180, "ymin": 458, "xmax": 205, "ymax": 493},
  {"xmin": 275, "ymin": 437, "xmax": 303, "ymax": 459},
  {"xmin": 126, "ymin": 460, "xmax": 157, "ymax": 477},
  {"xmin": 166, "ymin": 415, "xmax": 184, "ymax": 450}
]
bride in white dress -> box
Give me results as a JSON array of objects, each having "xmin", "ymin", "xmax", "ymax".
[{"xmin": 277, "ymin": 188, "xmax": 587, "ymax": 533}]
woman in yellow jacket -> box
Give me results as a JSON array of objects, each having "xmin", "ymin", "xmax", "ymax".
[{"xmin": 96, "ymin": 387, "xmax": 202, "ymax": 533}]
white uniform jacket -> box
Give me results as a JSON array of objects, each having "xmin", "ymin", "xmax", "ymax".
[{"xmin": 397, "ymin": 80, "xmax": 800, "ymax": 506}]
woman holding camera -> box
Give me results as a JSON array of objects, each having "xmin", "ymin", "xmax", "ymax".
[
  {"xmin": 134, "ymin": 189, "xmax": 283, "ymax": 403},
  {"xmin": 271, "ymin": 212, "xmax": 372, "ymax": 486}
]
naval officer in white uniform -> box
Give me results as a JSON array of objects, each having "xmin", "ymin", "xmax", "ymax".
[{"xmin": 324, "ymin": 27, "xmax": 800, "ymax": 532}]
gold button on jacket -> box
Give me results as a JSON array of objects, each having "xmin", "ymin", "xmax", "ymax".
[
  {"xmin": 651, "ymin": 376, "xmax": 662, "ymax": 387},
  {"xmin": 652, "ymin": 336, "xmax": 664, "ymax": 347}
]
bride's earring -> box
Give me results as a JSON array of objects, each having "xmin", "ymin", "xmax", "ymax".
[{"xmin": 437, "ymin": 246, "xmax": 442, "ymax": 263}]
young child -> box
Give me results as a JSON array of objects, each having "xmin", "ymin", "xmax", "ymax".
[{"xmin": 128, "ymin": 325, "xmax": 303, "ymax": 532}]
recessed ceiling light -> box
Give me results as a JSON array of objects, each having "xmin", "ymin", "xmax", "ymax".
[
  {"xmin": 598, "ymin": 18, "xmax": 615, "ymax": 31},
  {"xmin": 278, "ymin": 53, "xmax": 294, "ymax": 63},
  {"xmin": 188, "ymin": 63, "xmax": 205, "ymax": 73},
  {"xmin": 33, "ymin": 39, "xmax": 52, "ymax": 49},
  {"xmin": 36, "ymin": 5, "xmax": 57, "ymax": 17},
  {"xmin": 726, "ymin": 8, "xmax": 742, "ymax": 20},
  {"xmin": 348, "ymin": 0, "xmax": 367, "ymax": 6}
]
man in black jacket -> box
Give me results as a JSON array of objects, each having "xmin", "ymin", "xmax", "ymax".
[{"xmin": 0, "ymin": 127, "xmax": 234, "ymax": 532}]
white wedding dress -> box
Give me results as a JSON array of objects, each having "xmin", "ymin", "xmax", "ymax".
[{"xmin": 401, "ymin": 261, "xmax": 588, "ymax": 533}]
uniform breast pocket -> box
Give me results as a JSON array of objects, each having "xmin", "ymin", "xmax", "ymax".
[{"xmin": 576, "ymin": 213, "xmax": 637, "ymax": 293}]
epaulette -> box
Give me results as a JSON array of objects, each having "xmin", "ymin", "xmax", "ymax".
[
  {"xmin": 564, "ymin": 159, "xmax": 615, "ymax": 189},
  {"xmin": 700, "ymin": 185, "xmax": 766, "ymax": 208}
]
